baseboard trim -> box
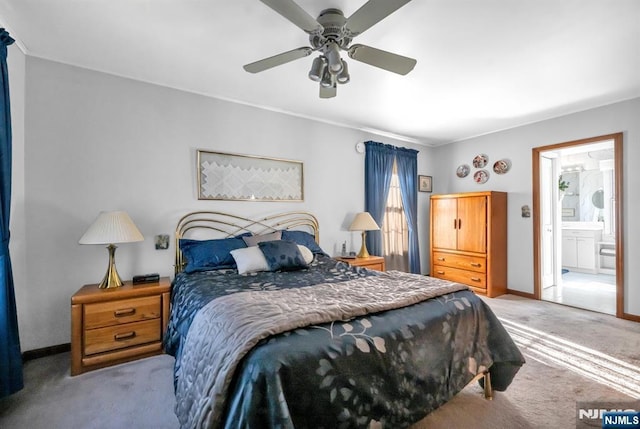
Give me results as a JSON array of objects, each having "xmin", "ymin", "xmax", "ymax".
[
  {"xmin": 622, "ymin": 312, "xmax": 640, "ymax": 323},
  {"xmin": 22, "ymin": 343, "xmax": 71, "ymax": 362},
  {"xmin": 506, "ymin": 289, "xmax": 536, "ymax": 299}
]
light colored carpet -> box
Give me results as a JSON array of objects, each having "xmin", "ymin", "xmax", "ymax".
[{"xmin": 1, "ymin": 294, "xmax": 639, "ymax": 429}]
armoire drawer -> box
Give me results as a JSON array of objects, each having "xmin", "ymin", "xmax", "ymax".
[
  {"xmin": 432, "ymin": 265, "xmax": 487, "ymax": 289},
  {"xmin": 432, "ymin": 252, "xmax": 486, "ymax": 273}
]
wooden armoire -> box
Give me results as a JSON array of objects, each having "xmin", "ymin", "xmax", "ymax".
[{"xmin": 429, "ymin": 191, "xmax": 507, "ymax": 297}]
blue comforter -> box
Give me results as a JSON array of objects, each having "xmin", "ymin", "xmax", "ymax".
[{"xmin": 164, "ymin": 255, "xmax": 524, "ymax": 428}]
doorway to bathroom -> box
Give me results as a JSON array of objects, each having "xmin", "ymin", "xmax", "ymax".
[{"xmin": 532, "ymin": 133, "xmax": 623, "ymax": 316}]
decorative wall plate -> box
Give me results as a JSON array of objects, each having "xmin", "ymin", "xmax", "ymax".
[
  {"xmin": 456, "ymin": 164, "xmax": 470, "ymax": 178},
  {"xmin": 493, "ymin": 159, "xmax": 511, "ymax": 174},
  {"xmin": 473, "ymin": 154, "xmax": 489, "ymax": 168},
  {"xmin": 474, "ymin": 169, "xmax": 489, "ymax": 184}
]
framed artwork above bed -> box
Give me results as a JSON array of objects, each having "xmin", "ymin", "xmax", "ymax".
[{"xmin": 197, "ymin": 149, "xmax": 304, "ymax": 201}]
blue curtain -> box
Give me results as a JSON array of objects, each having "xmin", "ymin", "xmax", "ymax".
[
  {"xmin": 0, "ymin": 28, "xmax": 22, "ymax": 398},
  {"xmin": 364, "ymin": 141, "xmax": 421, "ymax": 274},
  {"xmin": 395, "ymin": 147, "xmax": 421, "ymax": 274},
  {"xmin": 364, "ymin": 141, "xmax": 395, "ymax": 257}
]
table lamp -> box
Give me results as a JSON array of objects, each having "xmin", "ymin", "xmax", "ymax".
[
  {"xmin": 79, "ymin": 211, "xmax": 144, "ymax": 288},
  {"xmin": 348, "ymin": 212, "xmax": 380, "ymax": 258}
]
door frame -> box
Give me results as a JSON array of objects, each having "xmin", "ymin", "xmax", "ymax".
[{"xmin": 532, "ymin": 132, "xmax": 626, "ymax": 319}]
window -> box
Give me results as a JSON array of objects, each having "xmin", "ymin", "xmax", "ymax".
[{"xmin": 382, "ymin": 161, "xmax": 409, "ymax": 272}]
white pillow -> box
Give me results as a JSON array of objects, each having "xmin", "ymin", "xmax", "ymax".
[
  {"xmin": 230, "ymin": 247, "xmax": 269, "ymax": 274},
  {"xmin": 297, "ymin": 245, "xmax": 314, "ymax": 265},
  {"xmin": 231, "ymin": 244, "xmax": 314, "ymax": 275}
]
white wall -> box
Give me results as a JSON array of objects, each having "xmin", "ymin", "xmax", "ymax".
[
  {"xmin": 431, "ymin": 98, "xmax": 640, "ymax": 316},
  {"xmin": 18, "ymin": 57, "xmax": 434, "ymax": 351},
  {"xmin": 7, "ymin": 44, "xmax": 27, "ymax": 352},
  {"xmin": 16, "ymin": 55, "xmax": 638, "ymax": 351}
]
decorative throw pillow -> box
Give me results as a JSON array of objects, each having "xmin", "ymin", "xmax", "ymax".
[
  {"xmin": 281, "ymin": 230, "xmax": 326, "ymax": 255},
  {"xmin": 297, "ymin": 245, "xmax": 314, "ymax": 265},
  {"xmin": 230, "ymin": 246, "xmax": 270, "ymax": 275},
  {"xmin": 258, "ymin": 240, "xmax": 309, "ymax": 272},
  {"xmin": 179, "ymin": 237, "xmax": 247, "ymax": 273},
  {"xmin": 242, "ymin": 230, "xmax": 283, "ymax": 247}
]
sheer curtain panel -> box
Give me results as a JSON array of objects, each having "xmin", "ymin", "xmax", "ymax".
[{"xmin": 382, "ymin": 162, "xmax": 409, "ymax": 272}]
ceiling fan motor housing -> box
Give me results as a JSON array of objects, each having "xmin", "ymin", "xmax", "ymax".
[{"xmin": 309, "ymin": 9, "xmax": 352, "ymax": 50}]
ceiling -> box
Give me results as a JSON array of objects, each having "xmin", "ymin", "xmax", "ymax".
[{"xmin": 1, "ymin": 0, "xmax": 639, "ymax": 145}]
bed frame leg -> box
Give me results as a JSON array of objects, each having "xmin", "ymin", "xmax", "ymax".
[{"xmin": 483, "ymin": 371, "xmax": 493, "ymax": 400}]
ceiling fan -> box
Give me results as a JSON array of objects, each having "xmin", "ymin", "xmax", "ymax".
[{"xmin": 243, "ymin": 0, "xmax": 417, "ymax": 98}]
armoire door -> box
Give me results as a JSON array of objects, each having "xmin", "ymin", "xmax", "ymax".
[
  {"xmin": 457, "ymin": 196, "xmax": 487, "ymax": 253},
  {"xmin": 431, "ymin": 198, "xmax": 458, "ymax": 250}
]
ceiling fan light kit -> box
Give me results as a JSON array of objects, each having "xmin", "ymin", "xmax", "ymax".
[
  {"xmin": 320, "ymin": 70, "xmax": 334, "ymax": 88},
  {"xmin": 244, "ymin": 0, "xmax": 417, "ymax": 98},
  {"xmin": 336, "ymin": 60, "xmax": 350, "ymax": 84},
  {"xmin": 308, "ymin": 56, "xmax": 326, "ymax": 82}
]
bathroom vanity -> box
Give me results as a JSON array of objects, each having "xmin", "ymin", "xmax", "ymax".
[{"xmin": 561, "ymin": 222, "xmax": 603, "ymax": 274}]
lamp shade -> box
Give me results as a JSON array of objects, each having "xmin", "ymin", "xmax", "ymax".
[
  {"xmin": 79, "ymin": 211, "xmax": 144, "ymax": 245},
  {"xmin": 348, "ymin": 212, "xmax": 380, "ymax": 232}
]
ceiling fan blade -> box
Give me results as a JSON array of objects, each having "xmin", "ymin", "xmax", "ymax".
[
  {"xmin": 243, "ymin": 47, "xmax": 313, "ymax": 73},
  {"xmin": 348, "ymin": 44, "xmax": 416, "ymax": 75},
  {"xmin": 319, "ymin": 84, "xmax": 337, "ymax": 99},
  {"xmin": 260, "ymin": 0, "xmax": 323, "ymax": 34},
  {"xmin": 345, "ymin": 0, "xmax": 412, "ymax": 37}
]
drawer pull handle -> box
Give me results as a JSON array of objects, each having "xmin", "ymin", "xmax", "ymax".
[
  {"xmin": 436, "ymin": 270, "xmax": 445, "ymax": 275},
  {"xmin": 114, "ymin": 308, "xmax": 136, "ymax": 317},
  {"xmin": 437, "ymin": 257, "xmax": 445, "ymax": 261},
  {"xmin": 114, "ymin": 331, "xmax": 136, "ymax": 341},
  {"xmin": 470, "ymin": 277, "xmax": 481, "ymax": 282},
  {"xmin": 470, "ymin": 263, "xmax": 482, "ymax": 267}
]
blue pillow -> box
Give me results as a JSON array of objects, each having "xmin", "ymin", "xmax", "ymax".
[
  {"xmin": 281, "ymin": 230, "xmax": 326, "ymax": 255},
  {"xmin": 179, "ymin": 237, "xmax": 247, "ymax": 273},
  {"xmin": 258, "ymin": 240, "xmax": 309, "ymax": 272}
]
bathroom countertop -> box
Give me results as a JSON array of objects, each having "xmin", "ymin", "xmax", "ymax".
[{"xmin": 562, "ymin": 222, "xmax": 604, "ymax": 230}]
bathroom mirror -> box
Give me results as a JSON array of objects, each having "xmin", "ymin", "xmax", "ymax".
[{"xmin": 592, "ymin": 189, "xmax": 604, "ymax": 209}]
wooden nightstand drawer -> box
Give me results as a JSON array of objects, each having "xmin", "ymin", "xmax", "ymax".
[
  {"xmin": 432, "ymin": 252, "xmax": 486, "ymax": 273},
  {"xmin": 84, "ymin": 319, "xmax": 161, "ymax": 356},
  {"xmin": 84, "ymin": 296, "xmax": 161, "ymax": 329},
  {"xmin": 432, "ymin": 265, "xmax": 487, "ymax": 289}
]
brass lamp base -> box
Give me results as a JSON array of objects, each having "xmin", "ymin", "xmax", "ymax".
[
  {"xmin": 98, "ymin": 244, "xmax": 124, "ymax": 289},
  {"xmin": 357, "ymin": 231, "xmax": 370, "ymax": 258}
]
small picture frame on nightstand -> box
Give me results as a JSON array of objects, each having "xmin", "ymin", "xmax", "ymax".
[{"xmin": 418, "ymin": 175, "xmax": 432, "ymax": 193}]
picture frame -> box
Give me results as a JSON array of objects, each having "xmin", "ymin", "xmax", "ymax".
[
  {"xmin": 197, "ymin": 149, "xmax": 304, "ymax": 201},
  {"xmin": 418, "ymin": 175, "xmax": 432, "ymax": 193}
]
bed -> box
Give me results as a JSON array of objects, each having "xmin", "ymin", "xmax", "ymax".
[{"xmin": 164, "ymin": 211, "xmax": 524, "ymax": 429}]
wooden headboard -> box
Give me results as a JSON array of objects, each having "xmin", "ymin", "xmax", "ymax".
[{"xmin": 174, "ymin": 211, "xmax": 320, "ymax": 274}]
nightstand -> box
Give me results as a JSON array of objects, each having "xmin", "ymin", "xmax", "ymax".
[
  {"xmin": 335, "ymin": 255, "xmax": 386, "ymax": 272},
  {"xmin": 70, "ymin": 277, "xmax": 171, "ymax": 376}
]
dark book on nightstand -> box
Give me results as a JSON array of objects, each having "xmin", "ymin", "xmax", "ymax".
[{"xmin": 132, "ymin": 273, "xmax": 160, "ymax": 284}]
